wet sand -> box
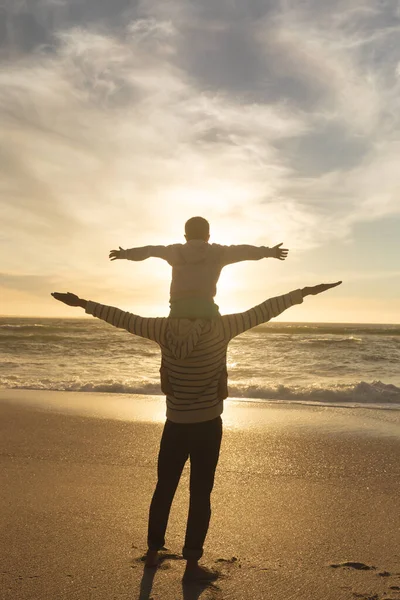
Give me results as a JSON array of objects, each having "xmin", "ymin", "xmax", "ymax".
[{"xmin": 0, "ymin": 390, "xmax": 399, "ymax": 600}]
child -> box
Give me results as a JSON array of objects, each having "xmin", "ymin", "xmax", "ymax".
[{"xmin": 109, "ymin": 216, "xmax": 288, "ymax": 318}]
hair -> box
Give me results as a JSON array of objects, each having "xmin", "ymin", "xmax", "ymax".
[{"xmin": 184, "ymin": 216, "xmax": 210, "ymax": 241}]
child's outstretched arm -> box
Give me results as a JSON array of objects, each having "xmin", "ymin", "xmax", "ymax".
[
  {"xmin": 109, "ymin": 245, "xmax": 176, "ymax": 265},
  {"xmin": 221, "ymin": 242, "xmax": 288, "ymax": 266}
]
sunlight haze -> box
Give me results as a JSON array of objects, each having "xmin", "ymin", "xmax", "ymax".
[{"xmin": 1, "ymin": 0, "xmax": 399, "ymax": 322}]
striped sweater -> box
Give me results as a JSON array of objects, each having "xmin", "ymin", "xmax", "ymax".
[{"xmin": 86, "ymin": 289, "xmax": 303, "ymax": 423}]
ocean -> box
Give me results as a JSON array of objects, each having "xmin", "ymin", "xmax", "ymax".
[{"xmin": 1, "ymin": 317, "xmax": 399, "ymax": 409}]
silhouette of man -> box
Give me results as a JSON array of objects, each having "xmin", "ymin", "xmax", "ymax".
[{"xmin": 52, "ymin": 280, "xmax": 341, "ymax": 581}]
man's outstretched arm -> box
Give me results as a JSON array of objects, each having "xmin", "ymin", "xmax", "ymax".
[
  {"xmin": 51, "ymin": 293, "xmax": 166, "ymax": 343},
  {"xmin": 222, "ymin": 282, "xmax": 342, "ymax": 339}
]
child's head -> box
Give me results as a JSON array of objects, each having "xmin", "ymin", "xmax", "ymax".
[{"xmin": 184, "ymin": 217, "xmax": 210, "ymax": 242}]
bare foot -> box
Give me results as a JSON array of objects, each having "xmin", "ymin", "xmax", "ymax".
[
  {"xmin": 144, "ymin": 549, "xmax": 159, "ymax": 568},
  {"xmin": 183, "ymin": 564, "xmax": 219, "ymax": 582}
]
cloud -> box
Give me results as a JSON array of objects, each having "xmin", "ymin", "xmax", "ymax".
[
  {"xmin": 0, "ymin": 16, "xmax": 309, "ymax": 251},
  {"xmin": 0, "ymin": 0, "xmax": 399, "ymax": 315}
]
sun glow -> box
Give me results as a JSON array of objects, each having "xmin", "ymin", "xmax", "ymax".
[
  {"xmin": 165, "ymin": 186, "xmax": 235, "ymax": 212},
  {"xmin": 160, "ymin": 182, "xmax": 260, "ymax": 231}
]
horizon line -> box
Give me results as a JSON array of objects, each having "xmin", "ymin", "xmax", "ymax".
[{"xmin": 0, "ymin": 315, "xmax": 399, "ymax": 326}]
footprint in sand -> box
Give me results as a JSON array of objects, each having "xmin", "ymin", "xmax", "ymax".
[
  {"xmin": 215, "ymin": 557, "xmax": 239, "ymax": 566},
  {"xmin": 340, "ymin": 563, "xmax": 400, "ymax": 600},
  {"xmin": 214, "ymin": 556, "xmax": 242, "ymax": 575},
  {"xmin": 331, "ymin": 562, "xmax": 377, "ymax": 571}
]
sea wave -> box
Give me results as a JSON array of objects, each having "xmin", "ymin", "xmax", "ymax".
[
  {"xmin": 296, "ymin": 336, "xmax": 363, "ymax": 346},
  {"xmin": 0, "ymin": 324, "xmax": 47, "ymax": 331},
  {"xmin": 0, "ymin": 379, "xmax": 162, "ymax": 395},
  {"xmin": 256, "ymin": 324, "xmax": 400, "ymax": 336},
  {"xmin": 1, "ymin": 379, "xmax": 399, "ymax": 406},
  {"xmin": 228, "ymin": 380, "xmax": 400, "ymax": 404},
  {"xmin": 2, "ymin": 321, "xmax": 400, "ymax": 336}
]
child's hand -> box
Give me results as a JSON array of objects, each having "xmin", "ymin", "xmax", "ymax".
[
  {"xmin": 271, "ymin": 243, "xmax": 289, "ymax": 260},
  {"xmin": 109, "ymin": 246, "xmax": 125, "ymax": 261}
]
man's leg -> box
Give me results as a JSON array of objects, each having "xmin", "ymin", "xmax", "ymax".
[
  {"xmin": 146, "ymin": 420, "xmax": 188, "ymax": 565},
  {"xmin": 182, "ymin": 416, "xmax": 223, "ymax": 579}
]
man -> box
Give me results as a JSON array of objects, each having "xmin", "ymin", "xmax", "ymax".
[{"xmin": 52, "ymin": 280, "xmax": 341, "ymax": 582}]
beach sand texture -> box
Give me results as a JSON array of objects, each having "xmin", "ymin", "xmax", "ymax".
[{"xmin": 1, "ymin": 391, "xmax": 399, "ymax": 600}]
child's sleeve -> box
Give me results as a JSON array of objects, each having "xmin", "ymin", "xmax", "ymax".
[
  {"xmin": 122, "ymin": 245, "xmax": 178, "ymax": 266},
  {"xmin": 85, "ymin": 302, "xmax": 166, "ymax": 343},
  {"xmin": 219, "ymin": 244, "xmax": 274, "ymax": 266}
]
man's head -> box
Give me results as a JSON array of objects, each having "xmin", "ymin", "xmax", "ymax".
[{"xmin": 184, "ymin": 217, "xmax": 210, "ymax": 242}]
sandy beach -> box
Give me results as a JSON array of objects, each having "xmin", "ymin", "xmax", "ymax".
[{"xmin": 1, "ymin": 390, "xmax": 399, "ymax": 600}]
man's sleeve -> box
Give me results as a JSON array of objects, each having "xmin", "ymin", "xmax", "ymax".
[
  {"xmin": 220, "ymin": 244, "xmax": 274, "ymax": 265},
  {"xmin": 221, "ymin": 290, "xmax": 303, "ymax": 339},
  {"xmin": 85, "ymin": 301, "xmax": 166, "ymax": 343},
  {"xmin": 122, "ymin": 245, "xmax": 177, "ymax": 265}
]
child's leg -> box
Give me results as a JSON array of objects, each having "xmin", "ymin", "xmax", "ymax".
[{"xmin": 169, "ymin": 298, "xmax": 220, "ymax": 318}]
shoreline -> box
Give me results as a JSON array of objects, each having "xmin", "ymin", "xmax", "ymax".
[
  {"xmin": 1, "ymin": 387, "xmax": 400, "ymax": 410},
  {"xmin": 0, "ymin": 389, "xmax": 399, "ymax": 437}
]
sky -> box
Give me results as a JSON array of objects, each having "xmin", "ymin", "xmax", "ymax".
[{"xmin": 1, "ymin": 0, "xmax": 399, "ymax": 322}]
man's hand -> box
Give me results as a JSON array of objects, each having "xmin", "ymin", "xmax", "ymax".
[
  {"xmin": 109, "ymin": 246, "xmax": 125, "ymax": 261},
  {"xmin": 301, "ymin": 281, "xmax": 342, "ymax": 297},
  {"xmin": 271, "ymin": 243, "xmax": 288, "ymax": 261},
  {"xmin": 51, "ymin": 292, "xmax": 87, "ymax": 309}
]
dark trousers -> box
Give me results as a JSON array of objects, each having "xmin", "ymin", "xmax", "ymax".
[{"xmin": 147, "ymin": 416, "xmax": 223, "ymax": 560}]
